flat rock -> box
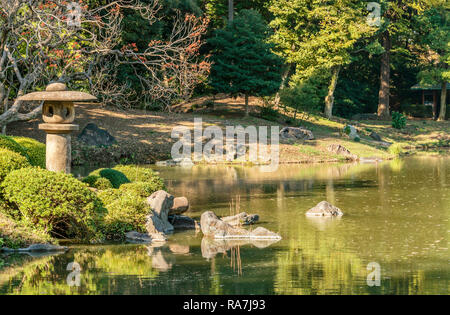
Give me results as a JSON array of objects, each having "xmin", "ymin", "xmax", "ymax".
[
  {"xmin": 2, "ymin": 244, "xmax": 68, "ymax": 253},
  {"xmin": 306, "ymin": 201, "xmax": 343, "ymax": 217},
  {"xmin": 78, "ymin": 123, "xmax": 116, "ymax": 147},
  {"xmin": 125, "ymin": 231, "xmax": 152, "ymax": 243}
]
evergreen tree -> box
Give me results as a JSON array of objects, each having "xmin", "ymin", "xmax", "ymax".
[{"xmin": 209, "ymin": 9, "xmax": 283, "ymax": 116}]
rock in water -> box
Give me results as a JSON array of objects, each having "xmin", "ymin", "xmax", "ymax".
[
  {"xmin": 200, "ymin": 211, "xmax": 281, "ymax": 239},
  {"xmin": 306, "ymin": 201, "xmax": 343, "ymax": 217},
  {"xmin": 221, "ymin": 212, "xmax": 259, "ymax": 226},
  {"xmin": 146, "ymin": 190, "xmax": 175, "ymax": 239},
  {"xmin": 2, "ymin": 244, "xmax": 68, "ymax": 253},
  {"xmin": 77, "ymin": 123, "xmax": 116, "ymax": 146},
  {"xmin": 280, "ymin": 127, "xmax": 314, "ymax": 140},
  {"xmin": 171, "ymin": 197, "xmax": 189, "ymax": 215},
  {"xmin": 250, "ymin": 227, "xmax": 282, "ymax": 239},
  {"xmin": 125, "ymin": 231, "xmax": 152, "ymax": 243},
  {"xmin": 200, "ymin": 211, "xmax": 249, "ymax": 238}
]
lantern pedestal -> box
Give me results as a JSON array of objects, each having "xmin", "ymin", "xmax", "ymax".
[{"xmin": 39, "ymin": 123, "xmax": 79, "ymax": 173}]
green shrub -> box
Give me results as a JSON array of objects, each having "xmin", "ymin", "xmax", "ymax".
[
  {"xmin": 89, "ymin": 168, "xmax": 130, "ymax": 188},
  {"xmin": 93, "ymin": 177, "xmax": 114, "ymax": 190},
  {"xmin": 119, "ymin": 181, "xmax": 163, "ymax": 198},
  {"xmin": 113, "ymin": 165, "xmax": 161, "ymax": 183},
  {"xmin": 97, "ymin": 189, "xmax": 148, "ymax": 239},
  {"xmin": 0, "ymin": 135, "xmax": 30, "ymax": 162},
  {"xmin": 2, "ymin": 167, "xmax": 106, "ymax": 241},
  {"xmin": 392, "ymin": 111, "xmax": 407, "ymax": 129},
  {"xmin": 13, "ymin": 137, "xmax": 46, "ymax": 168},
  {"xmin": 259, "ymin": 106, "xmax": 279, "ymax": 122},
  {"xmin": 0, "ymin": 211, "xmax": 53, "ymax": 249},
  {"xmin": 82, "ymin": 175, "xmax": 113, "ymax": 190},
  {"xmin": 388, "ymin": 143, "xmax": 405, "ymax": 156},
  {"xmin": 0, "ymin": 148, "xmax": 31, "ymax": 182}
]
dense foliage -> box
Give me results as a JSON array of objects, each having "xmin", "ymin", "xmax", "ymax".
[
  {"xmin": 0, "ymin": 135, "xmax": 30, "ymax": 162},
  {"xmin": 2, "ymin": 168, "xmax": 105, "ymax": 241},
  {"xmin": 88, "ymin": 168, "xmax": 131, "ymax": 189},
  {"xmin": 209, "ymin": 9, "xmax": 283, "ymax": 115},
  {"xmin": 97, "ymin": 189, "xmax": 149, "ymax": 240},
  {"xmin": 13, "ymin": 137, "xmax": 46, "ymax": 168},
  {"xmin": 0, "ymin": 148, "xmax": 31, "ymax": 182}
]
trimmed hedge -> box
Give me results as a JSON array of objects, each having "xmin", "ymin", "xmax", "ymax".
[
  {"xmin": 113, "ymin": 165, "xmax": 160, "ymax": 183},
  {"xmin": 13, "ymin": 137, "xmax": 46, "ymax": 168},
  {"xmin": 88, "ymin": 168, "xmax": 130, "ymax": 188},
  {"xmin": 0, "ymin": 135, "xmax": 30, "ymax": 162},
  {"xmin": 119, "ymin": 181, "xmax": 164, "ymax": 198},
  {"xmin": 97, "ymin": 189, "xmax": 148, "ymax": 239},
  {"xmin": 82, "ymin": 175, "xmax": 114, "ymax": 190},
  {"xmin": 2, "ymin": 167, "xmax": 106, "ymax": 241},
  {"xmin": 0, "ymin": 148, "xmax": 31, "ymax": 182}
]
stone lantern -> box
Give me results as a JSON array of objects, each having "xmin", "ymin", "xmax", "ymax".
[{"xmin": 19, "ymin": 83, "xmax": 96, "ymax": 173}]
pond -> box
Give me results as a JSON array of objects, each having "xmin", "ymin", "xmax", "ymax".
[{"xmin": 0, "ymin": 157, "xmax": 448, "ymax": 295}]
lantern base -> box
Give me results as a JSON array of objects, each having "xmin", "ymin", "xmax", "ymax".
[{"xmin": 39, "ymin": 123, "xmax": 79, "ymax": 173}]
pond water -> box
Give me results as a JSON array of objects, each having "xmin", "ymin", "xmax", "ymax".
[{"xmin": 0, "ymin": 157, "xmax": 448, "ymax": 295}]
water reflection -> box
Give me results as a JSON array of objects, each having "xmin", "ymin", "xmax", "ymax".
[{"xmin": 0, "ymin": 157, "xmax": 448, "ymax": 294}]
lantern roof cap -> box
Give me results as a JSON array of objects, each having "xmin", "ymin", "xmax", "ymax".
[{"xmin": 19, "ymin": 83, "xmax": 97, "ymax": 102}]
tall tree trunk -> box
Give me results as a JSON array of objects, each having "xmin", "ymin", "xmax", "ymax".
[
  {"xmin": 228, "ymin": 0, "xmax": 234, "ymax": 22},
  {"xmin": 324, "ymin": 65, "xmax": 340, "ymax": 119},
  {"xmin": 274, "ymin": 63, "xmax": 292, "ymax": 109},
  {"xmin": 438, "ymin": 81, "xmax": 447, "ymax": 121},
  {"xmin": 377, "ymin": 31, "xmax": 391, "ymax": 119},
  {"xmin": 245, "ymin": 93, "xmax": 249, "ymax": 116}
]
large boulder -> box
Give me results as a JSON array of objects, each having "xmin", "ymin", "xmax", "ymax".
[
  {"xmin": 221, "ymin": 212, "xmax": 259, "ymax": 226},
  {"xmin": 280, "ymin": 127, "xmax": 314, "ymax": 140},
  {"xmin": 200, "ymin": 211, "xmax": 281, "ymax": 239},
  {"xmin": 171, "ymin": 197, "xmax": 189, "ymax": 215},
  {"xmin": 78, "ymin": 123, "xmax": 116, "ymax": 147},
  {"xmin": 369, "ymin": 131, "xmax": 382, "ymax": 142},
  {"xmin": 145, "ymin": 190, "xmax": 175, "ymax": 239},
  {"xmin": 200, "ymin": 211, "xmax": 249, "ymax": 238},
  {"xmin": 306, "ymin": 201, "xmax": 343, "ymax": 217},
  {"xmin": 343, "ymin": 125, "xmax": 360, "ymax": 141},
  {"xmin": 327, "ymin": 143, "xmax": 358, "ymax": 160}
]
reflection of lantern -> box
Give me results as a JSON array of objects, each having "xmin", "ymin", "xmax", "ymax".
[{"xmin": 19, "ymin": 83, "xmax": 96, "ymax": 173}]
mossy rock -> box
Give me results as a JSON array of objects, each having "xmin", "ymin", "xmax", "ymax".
[
  {"xmin": 0, "ymin": 148, "xmax": 31, "ymax": 182},
  {"xmin": 13, "ymin": 137, "xmax": 46, "ymax": 168},
  {"xmin": 0, "ymin": 135, "xmax": 30, "ymax": 162},
  {"xmin": 88, "ymin": 168, "xmax": 130, "ymax": 188},
  {"xmin": 2, "ymin": 167, "xmax": 106, "ymax": 241}
]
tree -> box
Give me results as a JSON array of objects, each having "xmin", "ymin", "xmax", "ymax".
[
  {"xmin": 414, "ymin": 2, "xmax": 449, "ymax": 120},
  {"xmin": 209, "ymin": 9, "xmax": 282, "ymax": 116},
  {"xmin": 269, "ymin": 0, "xmax": 375, "ymax": 119},
  {"xmin": 0, "ymin": 0, "xmax": 209, "ymax": 131},
  {"xmin": 375, "ymin": 0, "xmax": 430, "ymax": 119}
]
